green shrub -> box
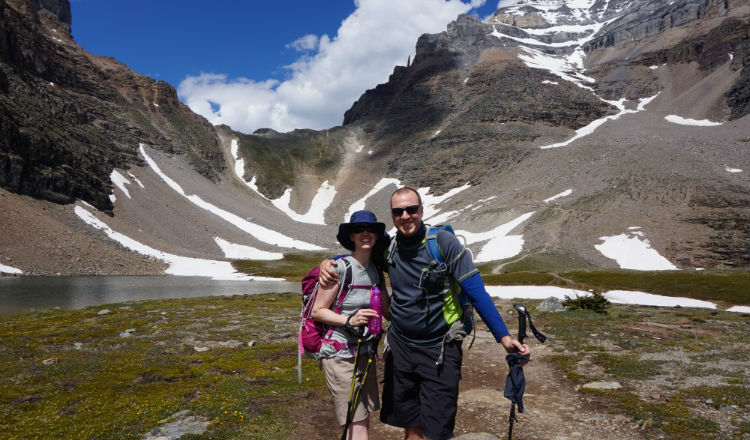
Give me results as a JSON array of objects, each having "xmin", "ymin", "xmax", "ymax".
[{"xmin": 562, "ymin": 293, "xmax": 610, "ymax": 313}]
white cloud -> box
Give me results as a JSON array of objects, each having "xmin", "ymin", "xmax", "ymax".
[
  {"xmin": 178, "ymin": 0, "xmax": 484, "ymax": 133},
  {"xmin": 287, "ymin": 34, "xmax": 320, "ymax": 52},
  {"xmin": 496, "ymin": 0, "xmax": 520, "ymax": 8}
]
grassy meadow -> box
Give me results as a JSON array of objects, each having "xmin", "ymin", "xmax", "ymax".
[
  {"xmin": 0, "ymin": 294, "xmax": 324, "ymax": 439},
  {"xmin": 1, "ymin": 253, "xmax": 747, "ymax": 438}
]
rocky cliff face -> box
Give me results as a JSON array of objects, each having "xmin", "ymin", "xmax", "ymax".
[
  {"xmin": 31, "ymin": 0, "xmax": 69, "ymax": 24},
  {"xmin": 0, "ymin": 0, "xmax": 225, "ymax": 212}
]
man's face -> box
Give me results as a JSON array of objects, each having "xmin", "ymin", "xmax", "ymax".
[{"xmin": 391, "ymin": 191, "xmax": 423, "ymax": 237}]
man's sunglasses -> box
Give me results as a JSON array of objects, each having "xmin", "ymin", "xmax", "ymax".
[
  {"xmin": 391, "ymin": 205, "xmax": 421, "ymax": 216},
  {"xmin": 352, "ymin": 224, "xmax": 378, "ymax": 234}
]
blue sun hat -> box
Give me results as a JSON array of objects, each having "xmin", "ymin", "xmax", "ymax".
[{"xmin": 337, "ymin": 210, "xmax": 386, "ymax": 250}]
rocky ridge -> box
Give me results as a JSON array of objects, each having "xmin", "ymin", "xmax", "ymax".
[{"xmin": 0, "ymin": 0, "xmax": 225, "ymax": 213}]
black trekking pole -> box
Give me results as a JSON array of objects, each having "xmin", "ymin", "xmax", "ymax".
[
  {"xmin": 506, "ymin": 303, "xmax": 547, "ymax": 440},
  {"xmin": 341, "ymin": 336, "xmax": 363, "ymax": 440},
  {"xmin": 340, "ymin": 331, "xmax": 381, "ymax": 440},
  {"xmin": 346, "ymin": 348, "xmax": 377, "ymax": 436}
]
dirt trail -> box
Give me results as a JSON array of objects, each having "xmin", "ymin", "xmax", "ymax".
[{"xmin": 365, "ymin": 309, "xmax": 647, "ymax": 440}]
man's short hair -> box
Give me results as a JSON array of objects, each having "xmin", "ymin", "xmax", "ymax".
[{"xmin": 390, "ymin": 187, "xmax": 422, "ymax": 207}]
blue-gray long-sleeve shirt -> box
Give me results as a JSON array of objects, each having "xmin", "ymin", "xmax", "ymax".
[{"xmin": 387, "ymin": 226, "xmax": 509, "ymax": 345}]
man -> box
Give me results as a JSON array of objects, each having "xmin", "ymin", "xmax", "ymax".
[{"xmin": 320, "ymin": 187, "xmax": 529, "ymax": 440}]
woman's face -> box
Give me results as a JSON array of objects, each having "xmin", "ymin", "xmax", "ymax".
[{"xmin": 349, "ymin": 224, "xmax": 378, "ymax": 251}]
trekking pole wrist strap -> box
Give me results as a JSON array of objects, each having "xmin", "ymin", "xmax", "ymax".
[{"xmin": 345, "ymin": 314, "xmax": 357, "ymax": 334}]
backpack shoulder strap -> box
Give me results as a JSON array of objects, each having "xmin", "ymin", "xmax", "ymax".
[
  {"xmin": 332, "ymin": 258, "xmax": 353, "ymax": 313},
  {"xmin": 434, "ymin": 225, "xmax": 469, "ymax": 268},
  {"xmin": 386, "ymin": 238, "xmax": 397, "ymax": 265},
  {"xmin": 425, "ymin": 226, "xmax": 444, "ymax": 267}
]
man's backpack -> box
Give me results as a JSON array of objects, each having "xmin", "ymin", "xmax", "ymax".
[
  {"xmin": 298, "ymin": 258, "xmax": 354, "ymax": 360},
  {"xmin": 425, "ymin": 225, "xmax": 479, "ymax": 366},
  {"xmin": 385, "ymin": 224, "xmax": 473, "ymax": 326}
]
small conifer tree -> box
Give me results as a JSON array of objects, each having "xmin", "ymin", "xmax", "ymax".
[{"xmin": 562, "ymin": 293, "xmax": 610, "ymax": 314}]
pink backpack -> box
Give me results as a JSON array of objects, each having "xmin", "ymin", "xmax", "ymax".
[{"xmin": 298, "ymin": 259, "xmax": 355, "ymax": 359}]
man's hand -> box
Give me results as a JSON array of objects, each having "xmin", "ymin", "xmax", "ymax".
[
  {"xmin": 500, "ymin": 335, "xmax": 531, "ymax": 357},
  {"xmin": 318, "ymin": 258, "xmax": 339, "ymax": 289}
]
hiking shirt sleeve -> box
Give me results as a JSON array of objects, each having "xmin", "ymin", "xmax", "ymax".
[
  {"xmin": 437, "ymin": 230, "xmax": 510, "ymax": 342},
  {"xmin": 459, "ymin": 273, "xmax": 509, "ymax": 342}
]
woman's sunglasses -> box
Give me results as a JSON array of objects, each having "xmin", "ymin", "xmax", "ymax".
[
  {"xmin": 353, "ymin": 224, "xmax": 378, "ymax": 234},
  {"xmin": 391, "ymin": 204, "xmax": 420, "ymax": 216}
]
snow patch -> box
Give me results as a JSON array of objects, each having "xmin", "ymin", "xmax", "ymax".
[
  {"xmin": 544, "ymin": 189, "xmax": 572, "ymax": 203},
  {"xmin": 487, "ymin": 286, "xmax": 726, "ymax": 311},
  {"xmin": 541, "ymin": 93, "xmax": 660, "ymax": 149},
  {"xmin": 270, "ymin": 181, "xmax": 336, "ymax": 225},
  {"xmin": 127, "ymin": 172, "xmax": 145, "ymax": 188},
  {"xmin": 664, "ymin": 115, "xmax": 722, "ymax": 126},
  {"xmin": 110, "ymin": 170, "xmax": 132, "ymax": 199},
  {"xmin": 230, "ymin": 139, "xmax": 267, "ymax": 199},
  {"xmin": 604, "ymin": 290, "xmax": 715, "ymax": 309},
  {"xmin": 214, "ymin": 237, "xmax": 283, "ymax": 260},
  {"xmin": 516, "ymin": 45, "xmax": 596, "ymax": 90},
  {"xmin": 487, "ymin": 285, "xmax": 590, "ymax": 300},
  {"xmin": 636, "ymin": 94, "xmax": 658, "ymax": 111},
  {"xmin": 595, "ymin": 229, "xmax": 677, "ymax": 270},
  {"xmin": 74, "ymin": 205, "xmax": 280, "ymax": 280},
  {"xmin": 470, "ymin": 196, "xmax": 497, "ymax": 211},
  {"xmin": 419, "ymin": 183, "xmax": 471, "ymax": 223},
  {"xmin": 424, "ymin": 193, "xmax": 499, "ymax": 225},
  {"xmin": 139, "ymin": 144, "xmax": 323, "ymax": 251},
  {"xmin": 345, "ymin": 177, "xmax": 402, "ymax": 221},
  {"xmin": 0, "ymin": 263, "xmax": 23, "ymax": 274},
  {"xmin": 457, "ymin": 212, "xmax": 535, "ymax": 263}
]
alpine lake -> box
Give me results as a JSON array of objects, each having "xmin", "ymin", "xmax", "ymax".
[{"xmin": 0, "ymin": 275, "xmax": 298, "ymax": 316}]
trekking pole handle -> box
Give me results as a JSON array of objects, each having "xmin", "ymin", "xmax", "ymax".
[
  {"xmin": 512, "ymin": 303, "xmax": 528, "ymax": 344},
  {"xmin": 512, "ymin": 303, "xmax": 547, "ymax": 345}
]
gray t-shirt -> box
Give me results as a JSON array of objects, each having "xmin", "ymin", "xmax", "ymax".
[{"xmin": 318, "ymin": 256, "xmax": 381, "ymax": 359}]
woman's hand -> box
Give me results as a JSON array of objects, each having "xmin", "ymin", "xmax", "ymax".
[{"xmin": 347, "ymin": 308, "xmax": 377, "ymax": 327}]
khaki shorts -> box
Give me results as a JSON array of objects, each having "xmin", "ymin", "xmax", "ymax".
[{"xmin": 321, "ymin": 355, "xmax": 380, "ymax": 425}]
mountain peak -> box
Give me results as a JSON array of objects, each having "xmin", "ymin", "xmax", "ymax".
[{"xmin": 32, "ymin": 0, "xmax": 71, "ymax": 25}]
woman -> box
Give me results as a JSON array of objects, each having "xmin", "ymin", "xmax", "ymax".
[{"xmin": 311, "ymin": 210, "xmax": 389, "ymax": 440}]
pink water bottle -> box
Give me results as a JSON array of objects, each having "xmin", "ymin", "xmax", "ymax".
[{"xmin": 369, "ymin": 286, "xmax": 382, "ymax": 335}]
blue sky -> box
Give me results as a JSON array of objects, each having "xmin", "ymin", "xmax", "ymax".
[{"xmin": 71, "ymin": 1, "xmax": 506, "ymax": 133}]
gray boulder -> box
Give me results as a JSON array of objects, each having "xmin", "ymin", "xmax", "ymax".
[{"xmin": 537, "ymin": 297, "xmax": 566, "ymax": 312}]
